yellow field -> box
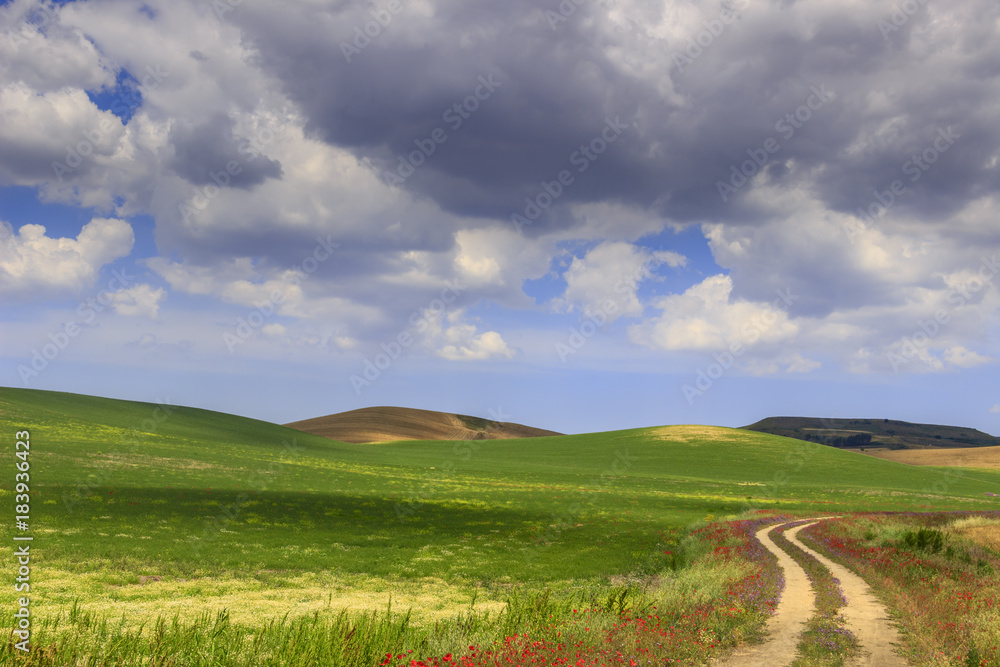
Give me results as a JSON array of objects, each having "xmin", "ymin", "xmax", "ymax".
[{"xmin": 862, "ymin": 446, "xmax": 1000, "ymax": 469}]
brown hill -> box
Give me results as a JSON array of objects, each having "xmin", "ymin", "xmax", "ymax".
[{"xmin": 284, "ymin": 406, "xmax": 563, "ymax": 444}]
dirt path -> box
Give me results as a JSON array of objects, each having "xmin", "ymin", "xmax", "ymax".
[
  {"xmin": 716, "ymin": 523, "xmax": 816, "ymax": 667},
  {"xmin": 786, "ymin": 522, "xmax": 909, "ymax": 667},
  {"xmin": 716, "ymin": 518, "xmax": 909, "ymax": 667}
]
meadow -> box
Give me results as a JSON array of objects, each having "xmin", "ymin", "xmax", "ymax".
[{"xmin": 1, "ymin": 387, "xmax": 999, "ymax": 665}]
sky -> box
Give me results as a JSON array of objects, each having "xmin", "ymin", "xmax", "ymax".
[{"xmin": 1, "ymin": 0, "xmax": 999, "ymax": 436}]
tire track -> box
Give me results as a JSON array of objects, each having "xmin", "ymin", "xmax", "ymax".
[
  {"xmin": 716, "ymin": 517, "xmax": 909, "ymax": 667},
  {"xmin": 786, "ymin": 522, "xmax": 909, "ymax": 667},
  {"xmin": 716, "ymin": 522, "xmax": 817, "ymax": 667}
]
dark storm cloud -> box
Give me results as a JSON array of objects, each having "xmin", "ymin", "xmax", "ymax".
[
  {"xmin": 168, "ymin": 113, "xmax": 283, "ymax": 190},
  {"xmin": 231, "ymin": 0, "xmax": 1000, "ymax": 232}
]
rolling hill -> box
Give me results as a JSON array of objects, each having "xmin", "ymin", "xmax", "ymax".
[
  {"xmin": 3, "ymin": 386, "xmax": 999, "ymax": 666},
  {"xmin": 2, "ymin": 386, "xmax": 999, "ymax": 637},
  {"xmin": 284, "ymin": 406, "xmax": 563, "ymax": 443},
  {"xmin": 744, "ymin": 416, "xmax": 1000, "ymax": 450}
]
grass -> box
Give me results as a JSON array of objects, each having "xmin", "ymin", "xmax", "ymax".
[
  {"xmin": 3, "ymin": 515, "xmax": 785, "ymax": 666},
  {"xmin": 798, "ymin": 512, "xmax": 1000, "ymax": 666},
  {"xmin": 2, "ymin": 387, "xmax": 1000, "ymax": 665}
]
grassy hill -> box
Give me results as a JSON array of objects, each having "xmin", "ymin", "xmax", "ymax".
[
  {"xmin": 284, "ymin": 406, "xmax": 562, "ymax": 443},
  {"xmin": 744, "ymin": 416, "xmax": 1000, "ymax": 450},
  {"xmin": 1, "ymin": 387, "xmax": 998, "ymax": 647}
]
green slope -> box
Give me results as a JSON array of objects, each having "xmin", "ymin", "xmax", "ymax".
[{"xmin": 1, "ymin": 387, "xmax": 998, "ymax": 625}]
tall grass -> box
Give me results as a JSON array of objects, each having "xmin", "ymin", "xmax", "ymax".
[
  {"xmin": 3, "ymin": 588, "xmax": 658, "ymax": 667},
  {"xmin": 2, "ymin": 518, "xmax": 780, "ymax": 667},
  {"xmin": 4, "ymin": 601, "xmax": 415, "ymax": 667}
]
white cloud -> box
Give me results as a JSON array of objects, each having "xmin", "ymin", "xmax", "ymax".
[
  {"xmin": 943, "ymin": 345, "xmax": 993, "ymax": 368},
  {"xmin": 699, "ymin": 182, "xmax": 1000, "ymax": 375},
  {"xmin": 0, "ymin": 81, "xmax": 126, "ymax": 186},
  {"xmin": 0, "ymin": 0, "xmax": 996, "ymax": 384},
  {"xmin": 556, "ymin": 241, "xmax": 685, "ymax": 323},
  {"xmin": 435, "ymin": 311, "xmax": 514, "ymax": 362},
  {"xmin": 0, "ymin": 217, "xmax": 133, "ymax": 298},
  {"xmin": 452, "ymin": 227, "xmax": 554, "ymax": 299},
  {"xmin": 261, "ymin": 323, "xmax": 286, "ymax": 337},
  {"xmin": 109, "ymin": 284, "xmax": 166, "ymax": 319},
  {"xmin": 0, "ymin": 8, "xmax": 113, "ymax": 93},
  {"xmin": 990, "ymin": 404, "xmax": 1000, "ymax": 414},
  {"xmin": 146, "ymin": 257, "xmax": 257, "ymax": 296},
  {"xmin": 148, "ymin": 257, "xmax": 384, "ymax": 328},
  {"xmin": 629, "ymin": 274, "xmax": 797, "ymax": 352},
  {"xmin": 786, "ymin": 353, "xmax": 822, "ymax": 374}
]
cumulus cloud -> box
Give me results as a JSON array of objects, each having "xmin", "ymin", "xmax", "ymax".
[
  {"xmin": 556, "ymin": 241, "xmax": 686, "ymax": 322},
  {"xmin": 629, "ymin": 274, "xmax": 798, "ymax": 352},
  {"xmin": 260, "ymin": 323, "xmax": 286, "ymax": 338},
  {"xmin": 147, "ymin": 256, "xmax": 384, "ymax": 328},
  {"xmin": 169, "ymin": 113, "xmax": 282, "ymax": 189},
  {"xmin": 434, "ymin": 311, "xmax": 514, "ymax": 362},
  {"xmin": 0, "ymin": 218, "xmax": 134, "ymax": 298},
  {"xmin": 451, "ymin": 227, "xmax": 554, "ymax": 305},
  {"xmin": 109, "ymin": 284, "xmax": 166, "ymax": 319},
  {"xmin": 0, "ymin": 82, "xmax": 126, "ymax": 185},
  {"xmin": 943, "ymin": 346, "xmax": 993, "ymax": 369},
  {"xmin": 0, "ymin": 0, "xmax": 998, "ymax": 381},
  {"xmin": 437, "ymin": 328, "xmax": 514, "ymax": 362},
  {"xmin": 0, "ymin": 5, "xmax": 113, "ymax": 93}
]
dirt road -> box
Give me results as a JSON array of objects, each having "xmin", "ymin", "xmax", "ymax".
[
  {"xmin": 715, "ymin": 518, "xmax": 909, "ymax": 667},
  {"xmin": 787, "ymin": 522, "xmax": 909, "ymax": 666},
  {"xmin": 717, "ymin": 522, "xmax": 817, "ymax": 667}
]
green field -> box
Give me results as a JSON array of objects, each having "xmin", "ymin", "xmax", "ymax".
[{"xmin": 2, "ymin": 387, "xmax": 999, "ymax": 664}]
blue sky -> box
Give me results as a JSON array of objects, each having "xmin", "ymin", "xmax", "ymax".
[{"xmin": 1, "ymin": 0, "xmax": 999, "ymax": 435}]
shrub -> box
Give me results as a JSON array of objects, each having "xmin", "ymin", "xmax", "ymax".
[{"xmin": 901, "ymin": 527, "xmax": 946, "ymax": 554}]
